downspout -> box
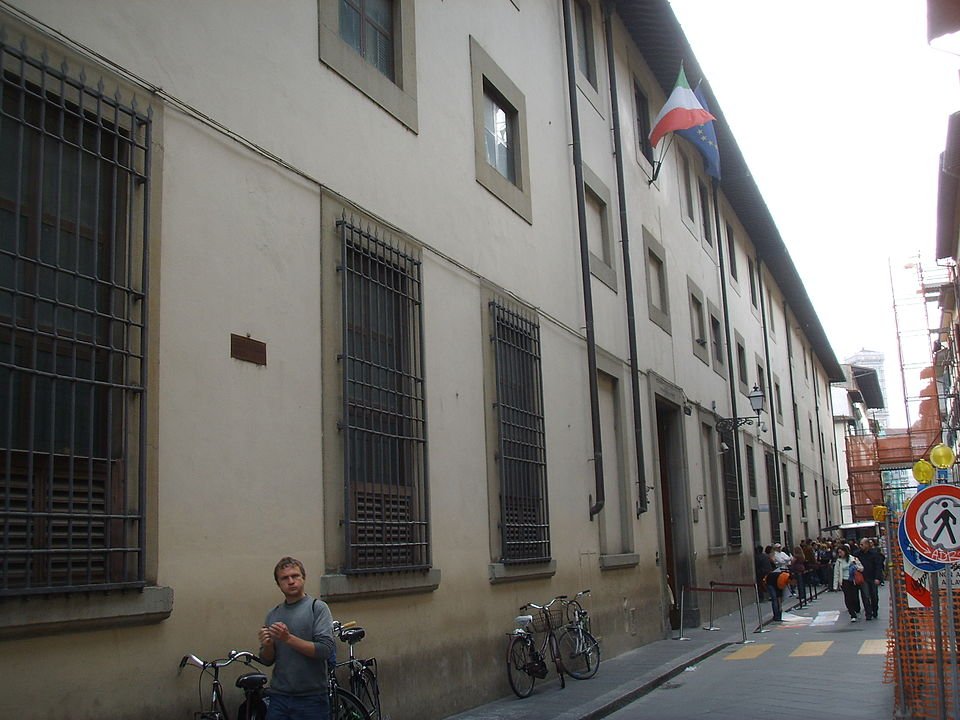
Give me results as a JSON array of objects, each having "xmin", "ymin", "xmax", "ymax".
[
  {"xmin": 561, "ymin": 0, "xmax": 605, "ymax": 518},
  {"xmin": 712, "ymin": 180, "xmax": 744, "ymax": 518},
  {"xmin": 602, "ymin": 1, "xmax": 647, "ymax": 515},
  {"xmin": 756, "ymin": 260, "xmax": 785, "ymax": 535}
]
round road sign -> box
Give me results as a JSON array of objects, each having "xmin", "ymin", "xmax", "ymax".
[
  {"xmin": 903, "ymin": 484, "xmax": 960, "ymax": 564},
  {"xmin": 898, "ymin": 515, "xmax": 945, "ymax": 572}
]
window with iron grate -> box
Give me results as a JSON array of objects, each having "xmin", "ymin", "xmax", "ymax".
[
  {"xmin": 339, "ymin": 217, "xmax": 428, "ymax": 572},
  {"xmin": 490, "ymin": 301, "xmax": 550, "ymax": 564},
  {"xmin": 0, "ymin": 44, "xmax": 150, "ymax": 596}
]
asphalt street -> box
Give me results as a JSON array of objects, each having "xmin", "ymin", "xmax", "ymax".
[
  {"xmin": 608, "ymin": 590, "xmax": 891, "ymax": 720},
  {"xmin": 444, "ymin": 584, "xmax": 892, "ymax": 720}
]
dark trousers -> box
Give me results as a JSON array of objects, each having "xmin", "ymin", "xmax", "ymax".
[
  {"xmin": 860, "ymin": 580, "xmax": 880, "ymax": 618},
  {"xmin": 767, "ymin": 582, "xmax": 782, "ymax": 620},
  {"xmin": 841, "ymin": 579, "xmax": 861, "ymax": 617}
]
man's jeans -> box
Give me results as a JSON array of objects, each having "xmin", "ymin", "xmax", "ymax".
[
  {"xmin": 860, "ymin": 580, "xmax": 880, "ymax": 618},
  {"xmin": 266, "ymin": 692, "xmax": 330, "ymax": 720},
  {"xmin": 767, "ymin": 583, "xmax": 782, "ymax": 620}
]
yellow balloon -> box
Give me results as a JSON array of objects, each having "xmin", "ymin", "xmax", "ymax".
[
  {"xmin": 913, "ymin": 459, "xmax": 935, "ymax": 483},
  {"xmin": 930, "ymin": 443, "xmax": 956, "ymax": 469}
]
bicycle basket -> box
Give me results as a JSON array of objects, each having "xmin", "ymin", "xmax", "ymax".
[{"xmin": 530, "ymin": 605, "xmax": 564, "ymax": 633}]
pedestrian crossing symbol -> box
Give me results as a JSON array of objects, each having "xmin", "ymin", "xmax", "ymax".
[{"xmin": 905, "ymin": 484, "xmax": 960, "ymax": 563}]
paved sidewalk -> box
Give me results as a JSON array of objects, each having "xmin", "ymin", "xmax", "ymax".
[{"xmin": 443, "ymin": 586, "xmax": 845, "ymax": 720}]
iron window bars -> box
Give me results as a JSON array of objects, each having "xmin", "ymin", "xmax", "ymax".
[
  {"xmin": 490, "ymin": 300, "xmax": 550, "ymax": 564},
  {"xmin": 0, "ymin": 34, "xmax": 151, "ymax": 595},
  {"xmin": 338, "ymin": 215, "xmax": 428, "ymax": 573}
]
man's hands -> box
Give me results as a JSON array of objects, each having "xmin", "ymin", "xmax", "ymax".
[
  {"xmin": 258, "ymin": 621, "xmax": 316, "ymax": 659},
  {"xmin": 266, "ymin": 621, "xmax": 291, "ymax": 643}
]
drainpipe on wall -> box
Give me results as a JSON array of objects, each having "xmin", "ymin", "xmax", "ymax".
[
  {"xmin": 561, "ymin": 0, "xmax": 605, "ymax": 518},
  {"xmin": 602, "ymin": 1, "xmax": 647, "ymax": 515}
]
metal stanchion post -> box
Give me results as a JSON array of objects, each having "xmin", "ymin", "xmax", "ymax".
[
  {"xmin": 932, "ymin": 573, "xmax": 947, "ymax": 720},
  {"xmin": 704, "ymin": 582, "xmax": 720, "ymax": 631},
  {"xmin": 675, "ymin": 586, "xmax": 690, "ymax": 641},
  {"xmin": 943, "ymin": 566, "xmax": 959, "ymax": 718},
  {"xmin": 736, "ymin": 587, "xmax": 754, "ymax": 644},
  {"xmin": 754, "ymin": 582, "xmax": 770, "ymax": 633}
]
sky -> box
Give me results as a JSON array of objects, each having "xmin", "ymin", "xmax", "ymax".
[{"xmin": 667, "ymin": 1, "xmax": 960, "ymax": 425}]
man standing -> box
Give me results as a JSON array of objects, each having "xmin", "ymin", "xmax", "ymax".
[
  {"xmin": 755, "ymin": 545, "xmax": 781, "ymax": 622},
  {"xmin": 858, "ymin": 539, "xmax": 884, "ymax": 621},
  {"xmin": 259, "ymin": 557, "xmax": 336, "ymax": 720}
]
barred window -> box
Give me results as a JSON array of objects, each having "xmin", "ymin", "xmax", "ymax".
[
  {"xmin": 339, "ymin": 217, "xmax": 427, "ymax": 572},
  {"xmin": 765, "ymin": 451, "xmax": 781, "ymax": 544},
  {"xmin": 490, "ymin": 301, "xmax": 549, "ymax": 563},
  {"xmin": 721, "ymin": 438, "xmax": 741, "ymax": 548},
  {"xmin": 0, "ymin": 41, "xmax": 150, "ymax": 595}
]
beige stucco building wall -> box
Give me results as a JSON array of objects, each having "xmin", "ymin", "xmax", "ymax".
[{"xmin": 0, "ymin": 2, "xmax": 841, "ymax": 718}]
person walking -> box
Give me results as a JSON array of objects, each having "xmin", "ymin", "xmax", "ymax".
[
  {"xmin": 833, "ymin": 545, "xmax": 864, "ymax": 622},
  {"xmin": 258, "ymin": 556, "xmax": 336, "ymax": 720},
  {"xmin": 756, "ymin": 545, "xmax": 781, "ymax": 621},
  {"xmin": 790, "ymin": 545, "xmax": 807, "ymax": 606},
  {"xmin": 858, "ymin": 538, "xmax": 884, "ymax": 621}
]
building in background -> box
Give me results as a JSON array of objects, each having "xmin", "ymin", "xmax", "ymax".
[
  {"xmin": 844, "ymin": 349, "xmax": 890, "ymax": 433},
  {"xmin": 0, "ymin": 2, "xmax": 842, "ymax": 717}
]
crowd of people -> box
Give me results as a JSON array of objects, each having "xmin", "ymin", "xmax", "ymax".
[{"xmin": 754, "ymin": 537, "xmax": 886, "ymax": 623}]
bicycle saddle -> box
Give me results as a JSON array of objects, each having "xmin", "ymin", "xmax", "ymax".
[
  {"xmin": 340, "ymin": 627, "xmax": 366, "ymax": 645},
  {"xmin": 236, "ymin": 672, "xmax": 268, "ymax": 691}
]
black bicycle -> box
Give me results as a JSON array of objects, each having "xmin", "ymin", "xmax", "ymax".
[
  {"xmin": 505, "ymin": 596, "xmax": 567, "ymax": 698},
  {"xmin": 558, "ymin": 589, "xmax": 600, "ymax": 679},
  {"xmin": 178, "ymin": 650, "xmax": 268, "ymax": 720},
  {"xmin": 332, "ymin": 620, "xmax": 382, "ymax": 720}
]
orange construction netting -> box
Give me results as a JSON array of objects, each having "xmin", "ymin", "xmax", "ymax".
[{"xmin": 885, "ymin": 516, "xmax": 960, "ymax": 719}]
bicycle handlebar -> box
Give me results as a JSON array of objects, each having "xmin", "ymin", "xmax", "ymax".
[
  {"xmin": 178, "ymin": 650, "xmax": 263, "ymax": 675},
  {"xmin": 521, "ymin": 596, "xmax": 564, "ymax": 612}
]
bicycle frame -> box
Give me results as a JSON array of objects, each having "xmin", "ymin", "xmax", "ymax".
[{"xmin": 330, "ymin": 620, "xmax": 379, "ymax": 720}]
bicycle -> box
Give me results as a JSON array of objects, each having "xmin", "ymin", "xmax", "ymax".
[
  {"xmin": 178, "ymin": 650, "xmax": 269, "ymax": 720},
  {"xmin": 331, "ymin": 620, "xmax": 382, "ymax": 720},
  {"xmin": 558, "ymin": 589, "xmax": 600, "ymax": 679},
  {"xmin": 505, "ymin": 596, "xmax": 567, "ymax": 698}
]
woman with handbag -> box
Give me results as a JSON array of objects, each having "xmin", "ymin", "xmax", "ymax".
[{"xmin": 833, "ymin": 545, "xmax": 865, "ymax": 622}]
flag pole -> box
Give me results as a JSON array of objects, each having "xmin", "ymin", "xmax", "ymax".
[{"xmin": 648, "ymin": 134, "xmax": 673, "ymax": 185}]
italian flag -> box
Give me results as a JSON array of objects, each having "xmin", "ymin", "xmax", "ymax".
[{"xmin": 649, "ymin": 66, "xmax": 715, "ymax": 149}]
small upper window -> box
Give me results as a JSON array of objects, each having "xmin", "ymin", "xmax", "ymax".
[
  {"xmin": 483, "ymin": 84, "xmax": 517, "ymax": 184},
  {"xmin": 747, "ymin": 257, "xmax": 758, "ymax": 307},
  {"xmin": 573, "ymin": 0, "xmax": 597, "ymax": 88},
  {"xmin": 634, "ymin": 82, "xmax": 654, "ymax": 165},
  {"xmin": 340, "ymin": 0, "xmax": 395, "ymax": 81},
  {"xmin": 319, "ymin": 0, "xmax": 417, "ymax": 131},
  {"xmin": 470, "ymin": 37, "xmax": 532, "ymax": 223},
  {"xmin": 698, "ymin": 180, "xmax": 712, "ymax": 246},
  {"xmin": 682, "ymin": 155, "xmax": 695, "ymax": 221},
  {"xmin": 725, "ymin": 223, "xmax": 738, "ymax": 280}
]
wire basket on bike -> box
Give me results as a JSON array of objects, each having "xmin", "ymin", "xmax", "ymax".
[{"xmin": 528, "ymin": 603, "xmax": 564, "ymax": 633}]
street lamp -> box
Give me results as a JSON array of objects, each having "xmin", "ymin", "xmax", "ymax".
[{"xmin": 716, "ymin": 385, "xmax": 766, "ymax": 433}]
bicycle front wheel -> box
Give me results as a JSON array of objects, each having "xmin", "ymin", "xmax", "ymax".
[
  {"xmin": 331, "ymin": 687, "xmax": 372, "ymax": 720},
  {"xmin": 557, "ymin": 627, "xmax": 600, "ymax": 679},
  {"xmin": 506, "ymin": 636, "xmax": 536, "ymax": 698}
]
